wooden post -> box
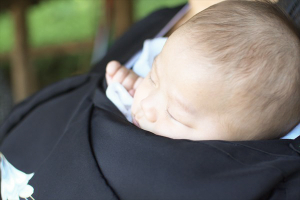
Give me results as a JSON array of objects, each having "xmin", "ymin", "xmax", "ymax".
[
  {"xmin": 113, "ymin": 0, "xmax": 133, "ymax": 38},
  {"xmin": 10, "ymin": 0, "xmax": 37, "ymax": 103}
]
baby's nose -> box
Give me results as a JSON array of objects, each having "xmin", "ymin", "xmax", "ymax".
[{"xmin": 141, "ymin": 98, "xmax": 157, "ymax": 123}]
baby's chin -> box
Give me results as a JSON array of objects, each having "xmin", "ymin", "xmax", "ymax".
[
  {"xmin": 131, "ymin": 117, "xmax": 154, "ymax": 134},
  {"xmin": 131, "ymin": 120, "xmax": 176, "ymax": 139}
]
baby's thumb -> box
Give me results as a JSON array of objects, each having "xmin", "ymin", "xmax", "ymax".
[
  {"xmin": 106, "ymin": 60, "xmax": 121, "ymax": 76},
  {"xmin": 129, "ymin": 89, "xmax": 135, "ymax": 97},
  {"xmin": 105, "ymin": 74, "xmax": 112, "ymax": 85}
]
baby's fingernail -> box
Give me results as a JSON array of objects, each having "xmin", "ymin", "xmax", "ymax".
[{"xmin": 129, "ymin": 89, "xmax": 135, "ymax": 97}]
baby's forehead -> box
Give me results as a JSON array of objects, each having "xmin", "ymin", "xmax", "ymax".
[{"xmin": 163, "ymin": 63, "xmax": 226, "ymax": 108}]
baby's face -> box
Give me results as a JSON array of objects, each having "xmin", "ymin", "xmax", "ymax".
[{"xmin": 131, "ymin": 30, "xmax": 237, "ymax": 141}]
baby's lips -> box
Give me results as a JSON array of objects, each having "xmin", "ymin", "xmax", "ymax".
[{"xmin": 133, "ymin": 117, "xmax": 140, "ymax": 128}]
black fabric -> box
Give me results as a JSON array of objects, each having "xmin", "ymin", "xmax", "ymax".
[
  {"xmin": 0, "ymin": 74, "xmax": 118, "ymax": 199},
  {"xmin": 290, "ymin": 136, "xmax": 300, "ymax": 154},
  {"xmin": 91, "ymin": 101, "xmax": 300, "ymax": 200},
  {"xmin": 1, "ymin": 2, "xmax": 300, "ymax": 200},
  {"xmin": 277, "ymin": 0, "xmax": 300, "ymax": 29}
]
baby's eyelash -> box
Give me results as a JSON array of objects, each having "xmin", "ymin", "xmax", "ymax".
[
  {"xmin": 167, "ymin": 108, "xmax": 190, "ymax": 128},
  {"xmin": 149, "ymin": 74, "xmax": 155, "ymax": 84},
  {"xmin": 166, "ymin": 109, "xmax": 177, "ymax": 121}
]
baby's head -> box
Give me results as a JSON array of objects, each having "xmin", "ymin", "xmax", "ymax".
[{"xmin": 131, "ymin": 0, "xmax": 300, "ymax": 141}]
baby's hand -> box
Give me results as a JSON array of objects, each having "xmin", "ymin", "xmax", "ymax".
[{"xmin": 106, "ymin": 61, "xmax": 143, "ymax": 97}]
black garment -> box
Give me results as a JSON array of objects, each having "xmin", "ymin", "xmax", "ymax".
[
  {"xmin": 0, "ymin": 69, "xmax": 13, "ymax": 124},
  {"xmin": 1, "ymin": 4, "xmax": 300, "ymax": 200},
  {"xmin": 277, "ymin": 0, "xmax": 300, "ymax": 29}
]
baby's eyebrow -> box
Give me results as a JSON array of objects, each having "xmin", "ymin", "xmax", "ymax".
[
  {"xmin": 153, "ymin": 56, "xmax": 160, "ymax": 82},
  {"xmin": 154, "ymin": 55, "xmax": 195, "ymax": 115},
  {"xmin": 153, "ymin": 55, "xmax": 158, "ymax": 66}
]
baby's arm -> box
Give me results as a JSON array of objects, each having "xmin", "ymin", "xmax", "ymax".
[{"xmin": 106, "ymin": 61, "xmax": 143, "ymax": 97}]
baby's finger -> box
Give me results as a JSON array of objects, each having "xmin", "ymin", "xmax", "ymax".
[
  {"xmin": 122, "ymin": 70, "xmax": 139, "ymax": 91},
  {"xmin": 129, "ymin": 89, "xmax": 135, "ymax": 97},
  {"xmin": 112, "ymin": 66, "xmax": 130, "ymax": 84},
  {"xmin": 106, "ymin": 61, "xmax": 122, "ymax": 76},
  {"xmin": 134, "ymin": 77, "xmax": 144, "ymax": 90},
  {"xmin": 105, "ymin": 74, "xmax": 112, "ymax": 85}
]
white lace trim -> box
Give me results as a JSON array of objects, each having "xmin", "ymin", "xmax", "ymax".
[{"xmin": 0, "ymin": 153, "xmax": 35, "ymax": 200}]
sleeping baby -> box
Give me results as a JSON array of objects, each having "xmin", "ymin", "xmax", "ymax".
[{"xmin": 105, "ymin": 0, "xmax": 300, "ymax": 141}]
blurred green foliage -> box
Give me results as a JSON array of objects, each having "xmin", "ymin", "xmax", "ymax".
[
  {"xmin": 28, "ymin": 0, "xmax": 102, "ymax": 49},
  {"xmin": 134, "ymin": 0, "xmax": 186, "ymax": 20},
  {"xmin": 0, "ymin": 52, "xmax": 92, "ymax": 91},
  {"xmin": 0, "ymin": 0, "xmax": 102, "ymax": 53},
  {"xmin": 0, "ymin": 0, "xmax": 186, "ymax": 53},
  {"xmin": 0, "ymin": 13, "xmax": 14, "ymax": 53},
  {"xmin": 35, "ymin": 52, "xmax": 92, "ymax": 88},
  {"xmin": 0, "ymin": 0, "xmax": 186, "ymax": 94}
]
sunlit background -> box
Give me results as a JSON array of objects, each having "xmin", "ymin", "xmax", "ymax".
[{"xmin": 0, "ymin": 0, "xmax": 186, "ymax": 123}]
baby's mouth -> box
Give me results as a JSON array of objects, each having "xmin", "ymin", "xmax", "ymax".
[{"xmin": 132, "ymin": 117, "xmax": 140, "ymax": 128}]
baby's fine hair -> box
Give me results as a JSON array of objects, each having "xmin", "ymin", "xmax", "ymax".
[{"xmin": 185, "ymin": 0, "xmax": 300, "ymax": 139}]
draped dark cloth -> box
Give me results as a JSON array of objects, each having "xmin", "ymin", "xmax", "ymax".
[{"xmin": 1, "ymin": 3, "xmax": 300, "ymax": 200}]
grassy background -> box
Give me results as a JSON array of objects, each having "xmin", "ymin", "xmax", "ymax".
[
  {"xmin": 0, "ymin": 0, "xmax": 186, "ymax": 53},
  {"xmin": 0, "ymin": 0, "xmax": 186, "ymax": 122},
  {"xmin": 0, "ymin": 0, "xmax": 186, "ymax": 104},
  {"xmin": 0, "ymin": 0, "xmax": 102, "ymax": 53}
]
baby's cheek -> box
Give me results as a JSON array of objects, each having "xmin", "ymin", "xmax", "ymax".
[
  {"xmin": 155, "ymin": 123, "xmax": 172, "ymax": 136},
  {"xmin": 131, "ymin": 84, "xmax": 146, "ymax": 116},
  {"xmin": 131, "ymin": 96, "xmax": 138, "ymax": 116},
  {"xmin": 131, "ymin": 87, "xmax": 141, "ymax": 113},
  {"xmin": 155, "ymin": 120, "xmax": 192, "ymax": 140},
  {"xmin": 133, "ymin": 79, "xmax": 150, "ymax": 102}
]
